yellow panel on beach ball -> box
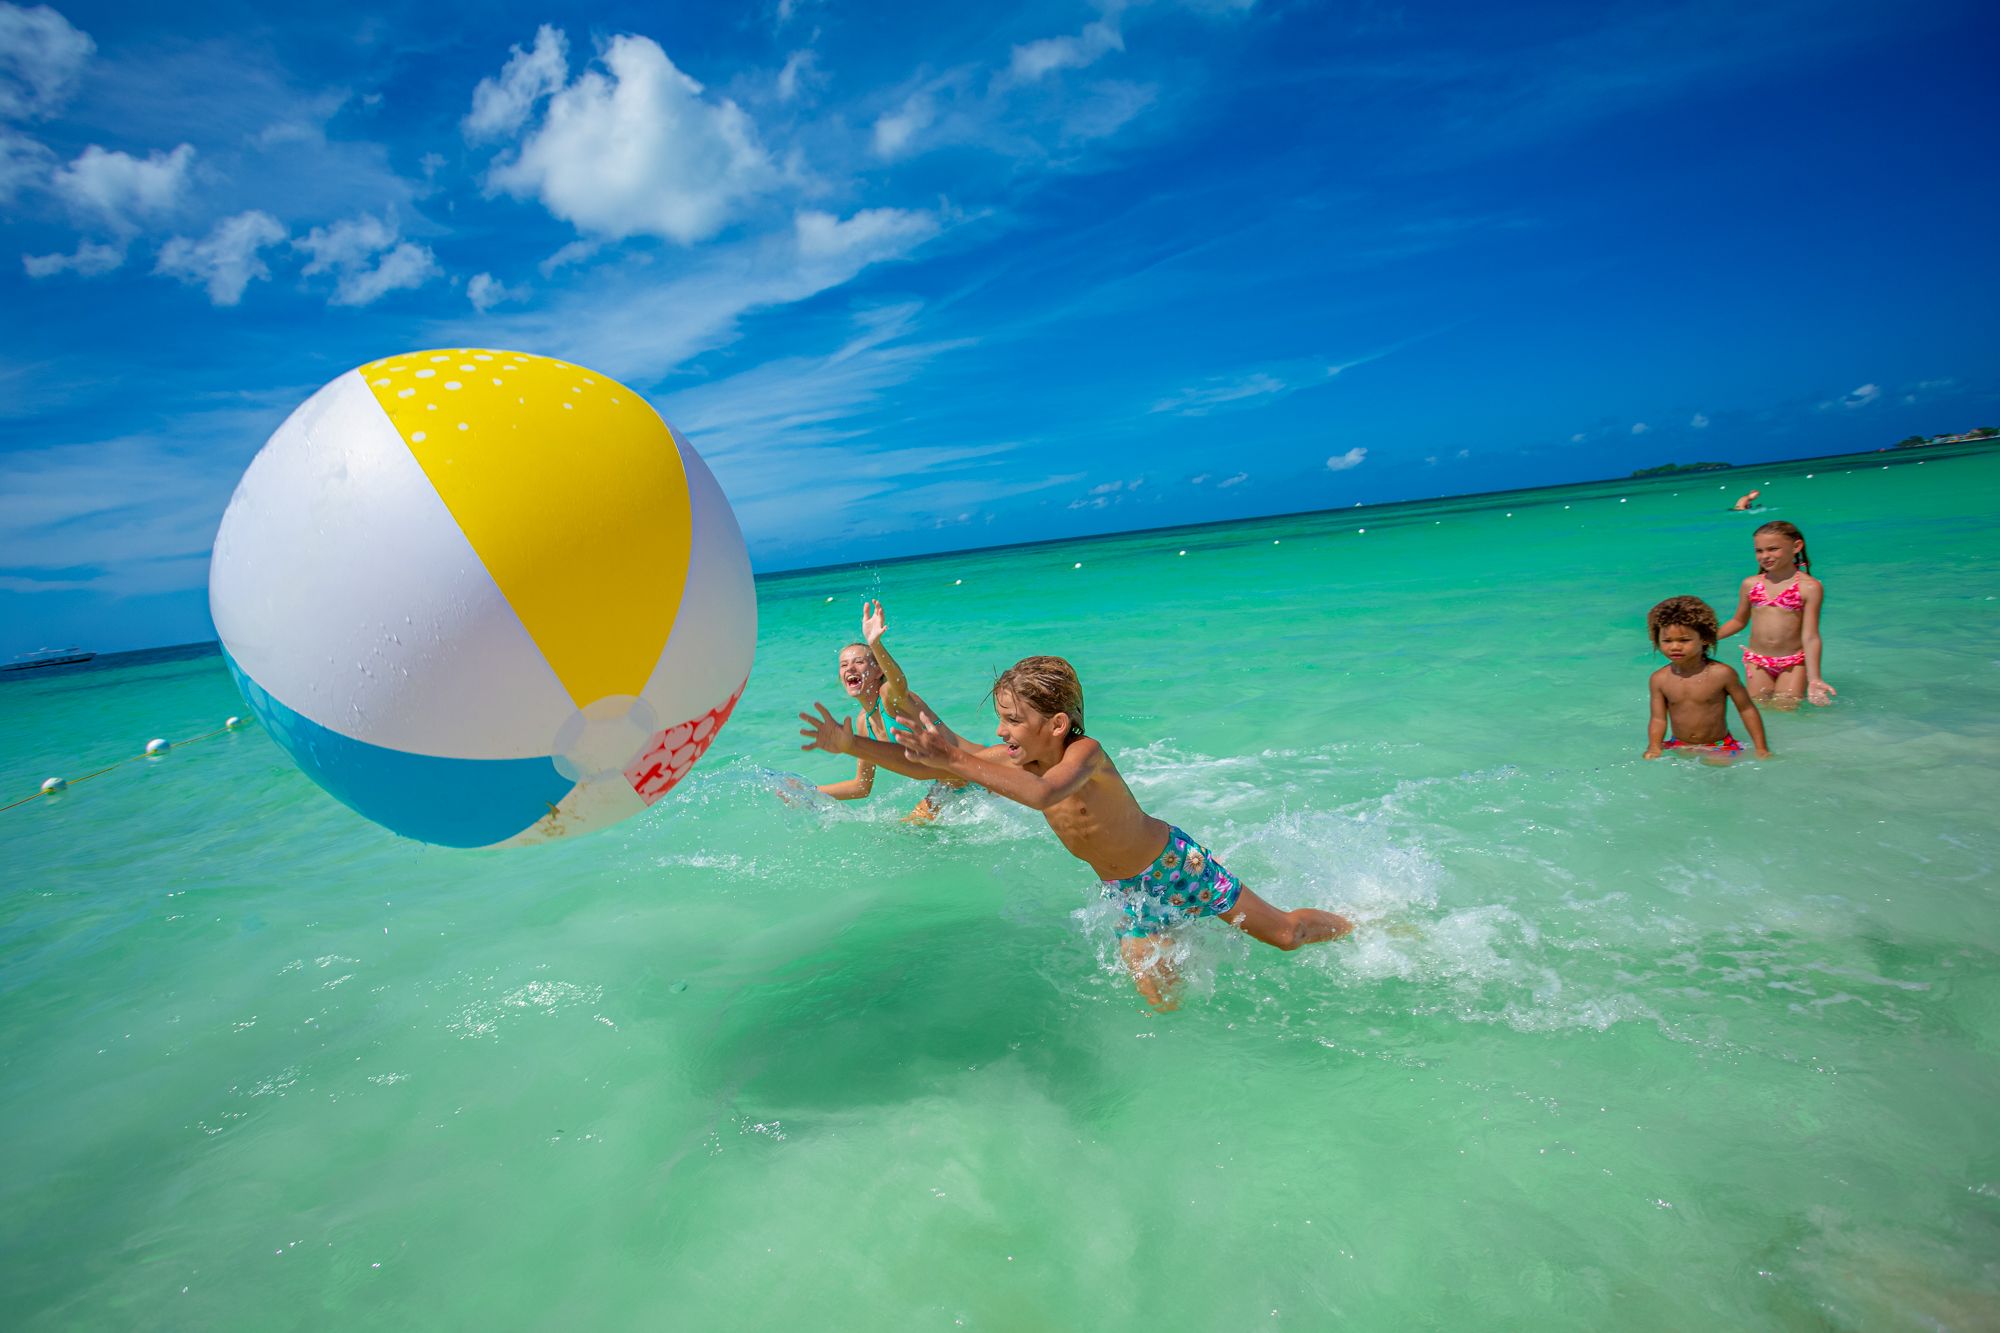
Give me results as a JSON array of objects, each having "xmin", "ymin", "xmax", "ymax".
[{"xmin": 359, "ymin": 349, "xmax": 693, "ymax": 708}]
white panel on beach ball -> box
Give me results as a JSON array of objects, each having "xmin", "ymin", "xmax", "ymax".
[{"xmin": 209, "ymin": 348, "xmax": 756, "ymax": 848}]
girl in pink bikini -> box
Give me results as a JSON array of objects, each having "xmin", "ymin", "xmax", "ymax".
[{"xmin": 1716, "ymin": 520, "xmax": 1835, "ymax": 708}]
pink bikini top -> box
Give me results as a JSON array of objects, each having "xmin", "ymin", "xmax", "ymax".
[{"xmin": 1749, "ymin": 576, "xmax": 1804, "ymax": 610}]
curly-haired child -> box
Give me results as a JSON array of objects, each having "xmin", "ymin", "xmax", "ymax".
[{"xmin": 1645, "ymin": 595, "xmax": 1771, "ymax": 760}]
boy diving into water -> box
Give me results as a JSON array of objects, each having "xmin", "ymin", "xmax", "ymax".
[{"xmin": 800, "ymin": 655, "xmax": 1352, "ymax": 1009}]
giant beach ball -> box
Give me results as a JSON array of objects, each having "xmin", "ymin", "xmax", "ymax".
[{"xmin": 210, "ymin": 349, "xmax": 754, "ymax": 847}]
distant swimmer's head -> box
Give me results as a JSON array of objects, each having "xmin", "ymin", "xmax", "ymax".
[
  {"xmin": 991, "ymin": 656, "xmax": 1084, "ymax": 763},
  {"xmin": 1751, "ymin": 519, "xmax": 1810, "ymax": 575},
  {"xmin": 1648, "ymin": 595, "xmax": 1719, "ymax": 665},
  {"xmin": 837, "ymin": 643, "xmax": 883, "ymax": 701}
]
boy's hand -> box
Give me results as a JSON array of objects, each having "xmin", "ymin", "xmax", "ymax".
[
  {"xmin": 1807, "ymin": 678, "xmax": 1835, "ymax": 706},
  {"xmin": 798, "ymin": 703, "xmax": 854, "ymax": 756},
  {"xmin": 862, "ymin": 599, "xmax": 887, "ymax": 646},
  {"xmin": 896, "ymin": 710, "xmax": 962, "ymax": 767}
]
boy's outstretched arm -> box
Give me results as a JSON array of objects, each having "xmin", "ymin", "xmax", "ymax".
[
  {"xmin": 1724, "ymin": 673, "xmax": 1773, "ymax": 758},
  {"xmin": 1644, "ymin": 674, "xmax": 1668, "ymax": 758},
  {"xmin": 861, "ymin": 600, "xmax": 915, "ymax": 720},
  {"xmin": 896, "ymin": 711, "xmax": 1102, "ymax": 811},
  {"xmin": 799, "ymin": 703, "xmax": 954, "ymax": 782}
]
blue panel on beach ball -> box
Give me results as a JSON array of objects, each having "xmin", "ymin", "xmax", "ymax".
[{"xmin": 225, "ymin": 654, "xmax": 575, "ymax": 849}]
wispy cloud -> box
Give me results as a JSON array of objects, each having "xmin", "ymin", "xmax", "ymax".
[
  {"xmin": 0, "ymin": 391, "xmax": 300, "ymax": 596},
  {"xmin": 438, "ymin": 206, "xmax": 942, "ymax": 383},
  {"xmin": 1325, "ymin": 446, "xmax": 1366, "ymax": 471},
  {"xmin": 22, "ymin": 237, "xmax": 122, "ymax": 277},
  {"xmin": 1006, "ymin": 18, "xmax": 1125, "ymax": 86},
  {"xmin": 1819, "ymin": 382, "xmax": 1880, "ymax": 410},
  {"xmin": 1150, "ymin": 371, "xmax": 1289, "ymax": 416},
  {"xmin": 295, "ymin": 212, "xmax": 439, "ymax": 306},
  {"xmin": 154, "ymin": 210, "xmax": 287, "ymax": 305}
]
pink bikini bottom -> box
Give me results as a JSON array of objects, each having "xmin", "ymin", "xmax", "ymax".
[{"xmin": 1742, "ymin": 647, "xmax": 1806, "ymax": 677}]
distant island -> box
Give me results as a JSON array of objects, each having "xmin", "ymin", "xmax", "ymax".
[
  {"xmin": 1629, "ymin": 427, "xmax": 1996, "ymax": 477},
  {"xmin": 1629, "ymin": 461, "xmax": 1730, "ymax": 477},
  {"xmin": 1896, "ymin": 426, "xmax": 1997, "ymax": 448}
]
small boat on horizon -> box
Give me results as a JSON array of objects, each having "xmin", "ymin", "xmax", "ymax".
[{"xmin": 3, "ymin": 646, "xmax": 97, "ymax": 672}]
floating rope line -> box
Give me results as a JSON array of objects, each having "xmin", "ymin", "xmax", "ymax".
[{"xmin": 2, "ymin": 720, "xmax": 245, "ymax": 813}]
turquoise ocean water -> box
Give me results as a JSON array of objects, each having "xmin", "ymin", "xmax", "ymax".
[{"xmin": 4, "ymin": 445, "xmax": 1997, "ymax": 1329}]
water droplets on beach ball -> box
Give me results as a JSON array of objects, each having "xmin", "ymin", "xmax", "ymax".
[{"xmin": 209, "ymin": 348, "xmax": 755, "ymax": 848}]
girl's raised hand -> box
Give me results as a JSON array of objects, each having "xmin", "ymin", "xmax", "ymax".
[
  {"xmin": 798, "ymin": 703, "xmax": 855, "ymax": 755},
  {"xmin": 861, "ymin": 598, "xmax": 887, "ymax": 645}
]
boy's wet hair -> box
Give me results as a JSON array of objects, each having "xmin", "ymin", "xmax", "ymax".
[
  {"xmin": 1753, "ymin": 519, "xmax": 1812, "ymax": 574},
  {"xmin": 993, "ymin": 656, "xmax": 1085, "ymax": 738},
  {"xmin": 1648, "ymin": 595, "xmax": 1720, "ymax": 651}
]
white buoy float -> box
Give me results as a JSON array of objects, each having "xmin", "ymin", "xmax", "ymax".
[
  {"xmin": 226, "ymin": 716, "xmax": 244, "ymax": 729},
  {"xmin": 41, "ymin": 777, "xmax": 66, "ymax": 793},
  {"xmin": 145, "ymin": 738, "xmax": 170, "ymax": 756},
  {"xmin": 953, "ymin": 578, "xmax": 962, "ymax": 585},
  {"xmin": 1073, "ymin": 562, "xmax": 1082, "ymax": 569}
]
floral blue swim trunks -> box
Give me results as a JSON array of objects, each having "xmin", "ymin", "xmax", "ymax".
[{"xmin": 1102, "ymin": 826, "xmax": 1243, "ymax": 938}]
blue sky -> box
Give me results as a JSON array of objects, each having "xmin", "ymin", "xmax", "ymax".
[{"xmin": 3, "ymin": 0, "xmax": 1996, "ymax": 654}]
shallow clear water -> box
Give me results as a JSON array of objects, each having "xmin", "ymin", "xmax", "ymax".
[{"xmin": 4, "ymin": 446, "xmax": 1997, "ymax": 1329}]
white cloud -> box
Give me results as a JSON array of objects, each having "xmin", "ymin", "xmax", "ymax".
[
  {"xmin": 153, "ymin": 210, "xmax": 285, "ymax": 305},
  {"xmin": 483, "ymin": 32, "xmax": 778, "ymax": 244},
  {"xmin": 1008, "ymin": 18, "xmax": 1124, "ymax": 84},
  {"xmin": 1630, "ymin": 421, "xmax": 1648, "ymax": 434},
  {"xmin": 539, "ymin": 237, "xmax": 601, "ymax": 275},
  {"xmin": 335, "ymin": 242, "xmax": 439, "ymax": 307},
  {"xmin": 463, "ymin": 25, "xmax": 568, "ymax": 142},
  {"xmin": 467, "ymin": 271, "xmax": 527, "ymax": 312},
  {"xmin": 50, "ymin": 143, "xmax": 194, "ymax": 231},
  {"xmin": 22, "ymin": 238, "xmax": 121, "ymax": 277},
  {"xmin": 1569, "ymin": 432, "xmax": 1586, "ymax": 443},
  {"xmin": 1217, "ymin": 472, "xmax": 1248, "ymax": 488},
  {"xmin": 1690, "ymin": 412, "xmax": 1709, "ymax": 429},
  {"xmin": 1455, "ymin": 448, "xmax": 1469, "ymax": 459},
  {"xmin": 1840, "ymin": 382, "xmax": 1880, "ymax": 409},
  {"xmin": 1325, "ymin": 446, "xmax": 1367, "ymax": 471},
  {"xmin": 295, "ymin": 212, "xmax": 396, "ymax": 275},
  {"xmin": 0, "ymin": 1, "xmax": 94, "ymax": 120},
  {"xmin": 872, "ymin": 92, "xmax": 936, "ymax": 158},
  {"xmin": 294, "ymin": 212, "xmax": 440, "ymax": 307},
  {"xmin": 795, "ymin": 206, "xmax": 936, "ymax": 261}
]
